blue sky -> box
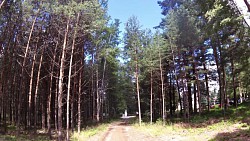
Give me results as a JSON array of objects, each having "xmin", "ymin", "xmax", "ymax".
[{"xmin": 108, "ymin": 0, "xmax": 163, "ymax": 33}]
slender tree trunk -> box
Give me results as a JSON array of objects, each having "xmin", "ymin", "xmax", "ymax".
[
  {"xmin": 47, "ymin": 41, "xmax": 58, "ymax": 137},
  {"xmin": 231, "ymin": 59, "xmax": 237, "ymax": 107},
  {"xmin": 196, "ymin": 71, "xmax": 201, "ymax": 116},
  {"xmin": 78, "ymin": 55, "xmax": 83, "ymax": 139},
  {"xmin": 212, "ymin": 41, "xmax": 222, "ymax": 109},
  {"xmin": 0, "ymin": 0, "xmax": 5, "ymax": 9},
  {"xmin": 34, "ymin": 44, "xmax": 45, "ymax": 129},
  {"xmin": 183, "ymin": 59, "xmax": 189, "ymax": 122},
  {"xmin": 187, "ymin": 75, "xmax": 192, "ymax": 114},
  {"xmin": 55, "ymin": 72, "xmax": 59, "ymax": 131},
  {"xmin": 66, "ymin": 13, "xmax": 79, "ymax": 141},
  {"xmin": 96, "ymin": 60, "xmax": 100, "ymax": 122},
  {"xmin": 28, "ymin": 43, "xmax": 38, "ymax": 128},
  {"xmin": 150, "ymin": 69, "xmax": 153, "ymax": 124},
  {"xmin": 58, "ymin": 18, "xmax": 70, "ymax": 141},
  {"xmin": 203, "ymin": 63, "xmax": 210, "ymax": 111},
  {"xmin": 91, "ymin": 53, "xmax": 95, "ymax": 120},
  {"xmin": 135, "ymin": 49, "xmax": 141, "ymax": 126},
  {"xmin": 192, "ymin": 63, "xmax": 197, "ymax": 114},
  {"xmin": 18, "ymin": 13, "xmax": 38, "ymax": 132},
  {"xmin": 222, "ymin": 66, "xmax": 227, "ymax": 111},
  {"xmin": 71, "ymin": 66, "xmax": 76, "ymax": 131},
  {"xmin": 244, "ymin": 0, "xmax": 250, "ymax": 12},
  {"xmin": 159, "ymin": 44, "xmax": 165, "ymax": 125},
  {"xmin": 169, "ymin": 74, "xmax": 173, "ymax": 116},
  {"xmin": 101, "ymin": 55, "xmax": 107, "ymax": 121},
  {"xmin": 170, "ymin": 38, "xmax": 182, "ymax": 115},
  {"xmin": 172, "ymin": 76, "xmax": 176, "ymax": 115}
]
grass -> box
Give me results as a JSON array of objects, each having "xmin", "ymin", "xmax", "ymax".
[
  {"xmin": 131, "ymin": 101, "xmax": 250, "ymax": 140},
  {"xmin": 71, "ymin": 123, "xmax": 110, "ymax": 141},
  {"xmin": 0, "ymin": 134, "xmax": 50, "ymax": 141}
]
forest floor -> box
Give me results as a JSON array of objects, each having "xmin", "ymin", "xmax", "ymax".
[
  {"xmin": 0, "ymin": 102, "xmax": 250, "ymax": 141},
  {"xmin": 86, "ymin": 101, "xmax": 250, "ymax": 141},
  {"xmin": 86, "ymin": 119, "xmax": 250, "ymax": 141}
]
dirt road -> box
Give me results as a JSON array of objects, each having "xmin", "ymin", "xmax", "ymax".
[
  {"xmin": 99, "ymin": 121, "xmax": 158, "ymax": 141},
  {"xmin": 102, "ymin": 122, "xmax": 129, "ymax": 141}
]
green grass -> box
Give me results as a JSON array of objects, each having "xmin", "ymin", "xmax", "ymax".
[
  {"xmin": 131, "ymin": 102, "xmax": 250, "ymax": 140},
  {"xmin": 71, "ymin": 123, "xmax": 110, "ymax": 141}
]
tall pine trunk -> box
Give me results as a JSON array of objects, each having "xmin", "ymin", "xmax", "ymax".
[
  {"xmin": 150, "ymin": 69, "xmax": 153, "ymax": 124},
  {"xmin": 58, "ymin": 18, "xmax": 70, "ymax": 141},
  {"xmin": 34, "ymin": 43, "xmax": 45, "ymax": 129},
  {"xmin": 66, "ymin": 12, "xmax": 79, "ymax": 141},
  {"xmin": 159, "ymin": 48, "xmax": 165, "ymax": 125},
  {"xmin": 203, "ymin": 63, "xmax": 210, "ymax": 111},
  {"xmin": 135, "ymin": 49, "xmax": 141, "ymax": 126},
  {"xmin": 231, "ymin": 59, "xmax": 237, "ymax": 107},
  {"xmin": 28, "ymin": 43, "xmax": 38, "ymax": 128},
  {"xmin": 47, "ymin": 40, "xmax": 58, "ymax": 137},
  {"xmin": 18, "ymin": 13, "xmax": 38, "ymax": 132}
]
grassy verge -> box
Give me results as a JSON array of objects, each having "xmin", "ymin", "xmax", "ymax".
[
  {"xmin": 71, "ymin": 123, "xmax": 110, "ymax": 141},
  {"xmin": 131, "ymin": 102, "xmax": 250, "ymax": 140}
]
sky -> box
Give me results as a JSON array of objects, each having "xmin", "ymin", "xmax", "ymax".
[
  {"xmin": 108, "ymin": 0, "xmax": 164, "ymax": 34},
  {"xmin": 233, "ymin": 0, "xmax": 250, "ymax": 26}
]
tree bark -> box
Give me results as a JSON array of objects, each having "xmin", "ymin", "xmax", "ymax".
[
  {"xmin": 135, "ymin": 49, "xmax": 142, "ymax": 126},
  {"xmin": 150, "ymin": 69, "xmax": 153, "ymax": 124},
  {"xmin": 78, "ymin": 54, "xmax": 83, "ymax": 138},
  {"xmin": 158, "ymin": 42, "xmax": 165, "ymax": 125},
  {"xmin": 203, "ymin": 63, "xmax": 210, "ymax": 111},
  {"xmin": 244, "ymin": 0, "xmax": 250, "ymax": 12},
  {"xmin": 192, "ymin": 62, "xmax": 197, "ymax": 114},
  {"xmin": 17, "ymin": 13, "xmax": 38, "ymax": 132},
  {"xmin": 28, "ymin": 42, "xmax": 38, "ymax": 128},
  {"xmin": 34, "ymin": 43, "xmax": 45, "ymax": 129},
  {"xmin": 66, "ymin": 12, "xmax": 80, "ymax": 141},
  {"xmin": 58, "ymin": 18, "xmax": 70, "ymax": 141},
  {"xmin": 231, "ymin": 59, "xmax": 237, "ymax": 107},
  {"xmin": 47, "ymin": 40, "xmax": 58, "ymax": 137},
  {"xmin": 0, "ymin": 0, "xmax": 6, "ymax": 10}
]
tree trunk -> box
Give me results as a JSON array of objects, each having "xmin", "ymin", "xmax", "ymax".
[
  {"xmin": 170, "ymin": 38, "xmax": 182, "ymax": 115},
  {"xmin": 28, "ymin": 43, "xmax": 38, "ymax": 128},
  {"xmin": 96, "ymin": 59, "xmax": 100, "ymax": 122},
  {"xmin": 91, "ymin": 53, "xmax": 95, "ymax": 121},
  {"xmin": 203, "ymin": 63, "xmax": 210, "ymax": 111},
  {"xmin": 34, "ymin": 44, "xmax": 45, "ymax": 129},
  {"xmin": 101, "ymin": 54, "xmax": 107, "ymax": 121},
  {"xmin": 196, "ymin": 71, "xmax": 201, "ymax": 116},
  {"xmin": 135, "ymin": 49, "xmax": 141, "ymax": 126},
  {"xmin": 231, "ymin": 59, "xmax": 237, "ymax": 107},
  {"xmin": 244, "ymin": 0, "xmax": 250, "ymax": 12},
  {"xmin": 66, "ymin": 12, "xmax": 79, "ymax": 141},
  {"xmin": 78, "ymin": 55, "xmax": 83, "ymax": 138},
  {"xmin": 0, "ymin": 0, "xmax": 6, "ymax": 9},
  {"xmin": 212, "ymin": 41, "xmax": 222, "ymax": 109},
  {"xmin": 169, "ymin": 73, "xmax": 173, "ymax": 116},
  {"xmin": 17, "ymin": 13, "xmax": 38, "ymax": 132},
  {"xmin": 47, "ymin": 40, "xmax": 58, "ymax": 137},
  {"xmin": 58, "ymin": 18, "xmax": 70, "ymax": 141},
  {"xmin": 222, "ymin": 65, "xmax": 227, "ymax": 111},
  {"xmin": 159, "ymin": 44, "xmax": 165, "ymax": 125},
  {"xmin": 150, "ymin": 69, "xmax": 153, "ymax": 124},
  {"xmin": 187, "ymin": 76, "xmax": 192, "ymax": 114},
  {"xmin": 192, "ymin": 63, "xmax": 197, "ymax": 114}
]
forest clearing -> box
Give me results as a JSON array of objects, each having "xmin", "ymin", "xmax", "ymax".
[{"xmin": 1, "ymin": 0, "xmax": 250, "ymax": 141}]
